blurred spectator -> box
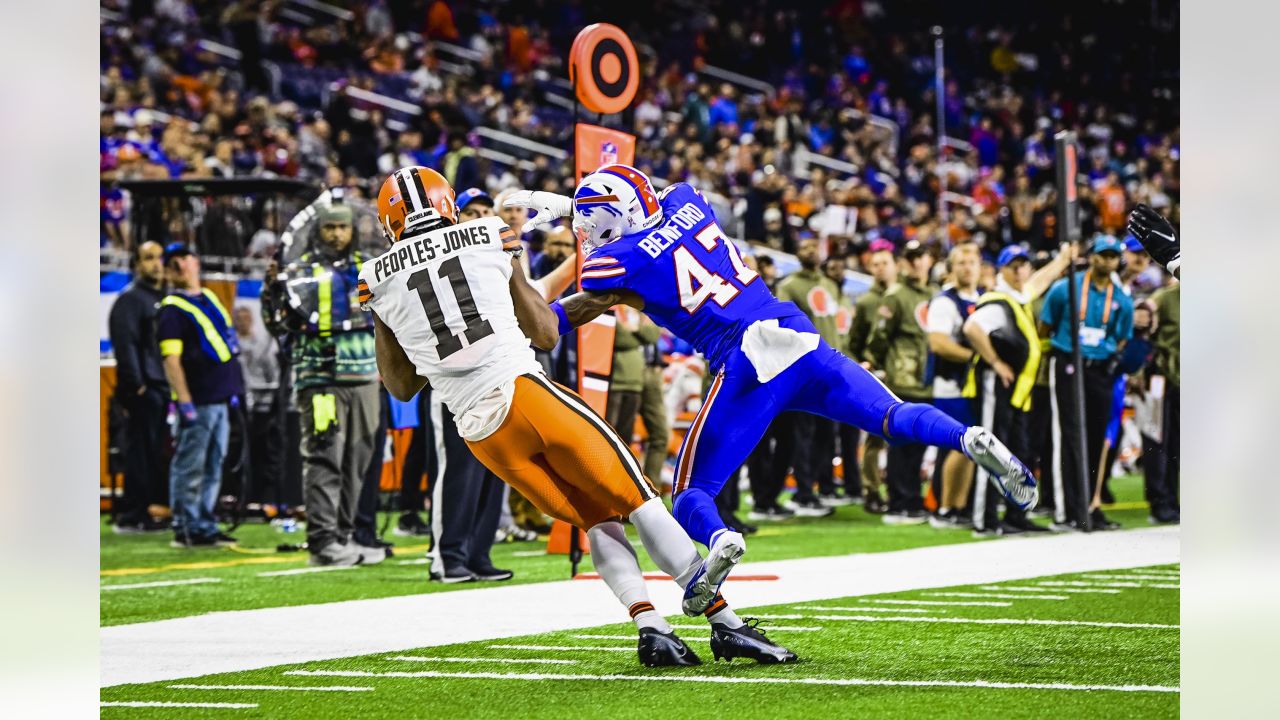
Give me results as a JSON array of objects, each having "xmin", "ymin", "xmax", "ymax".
[
  {"xmin": 606, "ymin": 306, "xmax": 662, "ymax": 463},
  {"xmin": 848, "ymin": 241, "xmax": 898, "ymax": 514},
  {"xmin": 925, "ymin": 243, "xmax": 981, "ymax": 528},
  {"xmin": 963, "ymin": 243, "xmax": 1070, "ymax": 534},
  {"xmin": 868, "ymin": 241, "xmax": 936, "ymax": 525},
  {"xmin": 1145, "ymin": 281, "xmax": 1180, "ymax": 523},
  {"xmin": 394, "ymin": 390, "xmax": 433, "ymax": 537},
  {"xmin": 746, "ymin": 255, "xmax": 796, "ymax": 522},
  {"xmin": 1041, "ymin": 236, "xmax": 1133, "ymax": 532},
  {"xmin": 771, "ymin": 239, "xmax": 839, "ymax": 517},
  {"xmin": 233, "ymin": 306, "xmax": 286, "ymax": 508},
  {"xmin": 108, "ymin": 241, "xmax": 171, "ymax": 533},
  {"xmin": 822, "ymin": 254, "xmax": 863, "ymax": 505},
  {"xmin": 157, "ymin": 243, "xmax": 243, "ymax": 548}
]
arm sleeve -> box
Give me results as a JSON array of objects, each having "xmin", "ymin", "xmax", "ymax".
[
  {"xmin": 1114, "ymin": 299, "xmax": 1134, "ymax": 344},
  {"xmin": 498, "ymin": 224, "xmax": 522, "ymax": 252},
  {"xmin": 969, "ymin": 304, "xmax": 1008, "ymax": 335},
  {"xmin": 925, "ymin": 297, "xmax": 960, "ymax": 334},
  {"xmin": 866, "ymin": 295, "xmax": 898, "ymax": 361},
  {"xmin": 635, "ymin": 320, "xmax": 662, "ymax": 345},
  {"xmin": 108, "ymin": 295, "xmax": 144, "ymax": 391},
  {"xmin": 580, "ymin": 252, "xmax": 629, "ymax": 293},
  {"xmin": 156, "ymin": 306, "xmax": 187, "ymax": 357},
  {"xmin": 1040, "ymin": 281, "xmax": 1064, "ymax": 328}
]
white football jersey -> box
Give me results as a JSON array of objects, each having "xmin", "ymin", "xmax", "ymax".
[{"xmin": 359, "ymin": 216, "xmax": 543, "ymax": 434}]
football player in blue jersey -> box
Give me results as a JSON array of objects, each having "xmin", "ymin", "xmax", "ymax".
[{"xmin": 504, "ymin": 164, "xmax": 1038, "ymax": 621}]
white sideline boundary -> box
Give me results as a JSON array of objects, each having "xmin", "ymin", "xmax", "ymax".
[
  {"xmin": 101, "ymin": 526, "xmax": 1179, "ymax": 687},
  {"xmin": 284, "ymin": 669, "xmax": 1179, "ymax": 694}
]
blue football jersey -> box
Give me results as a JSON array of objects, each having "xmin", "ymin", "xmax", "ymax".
[{"xmin": 580, "ymin": 183, "xmax": 801, "ymax": 369}]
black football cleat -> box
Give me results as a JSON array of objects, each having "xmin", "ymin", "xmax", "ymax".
[
  {"xmin": 710, "ymin": 618, "xmax": 798, "ymax": 664},
  {"xmin": 637, "ymin": 627, "xmax": 702, "ymax": 667}
]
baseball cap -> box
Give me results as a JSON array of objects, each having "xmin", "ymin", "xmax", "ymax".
[
  {"xmin": 319, "ymin": 203, "xmax": 353, "ymax": 225},
  {"xmin": 868, "ymin": 239, "xmax": 896, "ymax": 255},
  {"xmin": 1123, "ymin": 234, "xmax": 1145, "ymax": 253},
  {"xmin": 1091, "ymin": 234, "xmax": 1124, "ymax": 255},
  {"xmin": 163, "ymin": 242, "xmax": 194, "ymax": 264},
  {"xmin": 996, "ymin": 244, "xmax": 1030, "ymax": 268},
  {"xmin": 902, "ymin": 240, "xmax": 928, "ymax": 260},
  {"xmin": 456, "ymin": 187, "xmax": 494, "ymax": 211}
]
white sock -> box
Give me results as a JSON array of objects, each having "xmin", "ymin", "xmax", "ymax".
[
  {"xmin": 702, "ymin": 593, "xmax": 745, "ymax": 629},
  {"xmin": 629, "ymin": 498, "xmax": 704, "ymax": 588},
  {"xmin": 588, "ymin": 521, "xmax": 672, "ymax": 633}
]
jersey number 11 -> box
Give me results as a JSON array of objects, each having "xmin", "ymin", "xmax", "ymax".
[{"xmin": 407, "ymin": 256, "xmax": 494, "ymax": 359}]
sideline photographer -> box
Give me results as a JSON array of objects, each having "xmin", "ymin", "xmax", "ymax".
[{"xmin": 262, "ymin": 196, "xmax": 383, "ymax": 567}]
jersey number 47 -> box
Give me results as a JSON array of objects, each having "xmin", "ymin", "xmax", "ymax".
[{"xmin": 673, "ymin": 224, "xmax": 758, "ymax": 313}]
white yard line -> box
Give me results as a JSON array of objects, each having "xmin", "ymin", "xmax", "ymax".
[
  {"xmin": 669, "ymin": 624, "xmax": 823, "ymax": 631},
  {"xmin": 788, "ymin": 606, "xmax": 937, "ymax": 614},
  {"xmin": 389, "ymin": 656, "xmax": 578, "ymax": 665},
  {"xmin": 1046, "ymin": 579, "xmax": 1179, "ymax": 589},
  {"xmin": 396, "ymin": 559, "xmax": 430, "ymax": 566},
  {"xmin": 101, "ymin": 701, "xmax": 257, "ymax": 708},
  {"xmin": 102, "ymin": 526, "xmax": 1179, "ymax": 687},
  {"xmin": 925, "ymin": 592, "xmax": 1069, "ymax": 601},
  {"xmin": 101, "ymin": 578, "xmax": 221, "ymax": 591},
  {"xmin": 802, "ymin": 614, "xmax": 1179, "ymax": 630},
  {"xmin": 167, "ymin": 684, "xmax": 373, "ymax": 692},
  {"xmin": 1080, "ymin": 573, "xmax": 1177, "ymax": 586},
  {"xmin": 511, "ymin": 551, "xmax": 547, "ymax": 557},
  {"xmin": 1082, "ymin": 574, "xmax": 1180, "ymax": 584},
  {"xmin": 285, "ymin": 669, "xmax": 1178, "ymax": 694},
  {"xmin": 990, "ymin": 585, "xmax": 1120, "ymax": 594},
  {"xmin": 869, "ymin": 598, "xmax": 1012, "ymax": 607},
  {"xmin": 256, "ymin": 566, "xmax": 360, "ymax": 578},
  {"xmin": 488, "ymin": 644, "xmax": 634, "ymax": 653}
]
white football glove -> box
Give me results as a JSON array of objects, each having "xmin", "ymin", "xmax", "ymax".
[{"xmin": 502, "ymin": 190, "xmax": 573, "ymax": 233}]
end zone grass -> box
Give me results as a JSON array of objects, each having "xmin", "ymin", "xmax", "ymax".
[{"xmin": 100, "ymin": 564, "xmax": 1179, "ymax": 719}]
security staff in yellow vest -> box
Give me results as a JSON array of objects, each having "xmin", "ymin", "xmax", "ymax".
[
  {"xmin": 156, "ymin": 243, "xmax": 245, "ymax": 548},
  {"xmin": 963, "ymin": 243, "xmax": 1073, "ymax": 534}
]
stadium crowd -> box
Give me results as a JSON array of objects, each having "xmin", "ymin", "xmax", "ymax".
[{"xmin": 101, "ymin": 1, "xmax": 1180, "ymax": 569}]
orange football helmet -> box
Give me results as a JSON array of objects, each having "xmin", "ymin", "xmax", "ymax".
[{"xmin": 376, "ymin": 166, "xmax": 458, "ymax": 242}]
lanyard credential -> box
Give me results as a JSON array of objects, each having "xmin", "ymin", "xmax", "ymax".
[{"xmin": 1078, "ymin": 275, "xmax": 1113, "ymax": 328}]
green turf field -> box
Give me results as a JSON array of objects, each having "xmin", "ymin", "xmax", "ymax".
[
  {"xmin": 100, "ymin": 563, "xmax": 1180, "ymax": 719},
  {"xmin": 100, "ymin": 475, "xmax": 1158, "ymax": 626}
]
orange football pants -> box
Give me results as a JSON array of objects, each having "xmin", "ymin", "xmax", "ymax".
[{"xmin": 467, "ymin": 373, "xmax": 659, "ymax": 530}]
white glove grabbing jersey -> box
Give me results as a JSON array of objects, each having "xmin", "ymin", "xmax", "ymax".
[
  {"xmin": 502, "ymin": 190, "xmax": 573, "ymax": 233},
  {"xmin": 359, "ymin": 215, "xmax": 543, "ymax": 439}
]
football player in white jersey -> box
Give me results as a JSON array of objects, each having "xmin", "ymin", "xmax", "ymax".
[{"xmin": 360, "ymin": 166, "xmax": 797, "ymax": 666}]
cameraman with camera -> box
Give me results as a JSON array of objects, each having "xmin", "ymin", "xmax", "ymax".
[{"xmin": 263, "ymin": 201, "xmax": 383, "ymax": 567}]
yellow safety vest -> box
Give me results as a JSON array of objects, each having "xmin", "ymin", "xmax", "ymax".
[
  {"xmin": 160, "ymin": 289, "xmax": 235, "ymax": 363},
  {"xmin": 962, "ymin": 291, "xmax": 1041, "ymax": 412},
  {"xmin": 302, "ymin": 251, "xmax": 363, "ymax": 338}
]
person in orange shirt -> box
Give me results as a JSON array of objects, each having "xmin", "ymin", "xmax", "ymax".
[{"xmin": 1096, "ymin": 172, "xmax": 1129, "ymax": 234}]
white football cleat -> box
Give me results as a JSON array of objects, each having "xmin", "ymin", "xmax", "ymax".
[
  {"xmin": 963, "ymin": 427, "xmax": 1039, "ymax": 511},
  {"xmin": 682, "ymin": 530, "xmax": 746, "ymax": 617}
]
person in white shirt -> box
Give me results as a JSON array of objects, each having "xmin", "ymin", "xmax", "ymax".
[
  {"xmin": 963, "ymin": 243, "xmax": 1073, "ymax": 534},
  {"xmin": 925, "ymin": 243, "xmax": 982, "ymax": 528}
]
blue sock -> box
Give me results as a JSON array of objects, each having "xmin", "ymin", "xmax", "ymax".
[
  {"xmin": 672, "ymin": 487, "xmax": 727, "ymax": 548},
  {"xmin": 886, "ymin": 402, "xmax": 967, "ymax": 453}
]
